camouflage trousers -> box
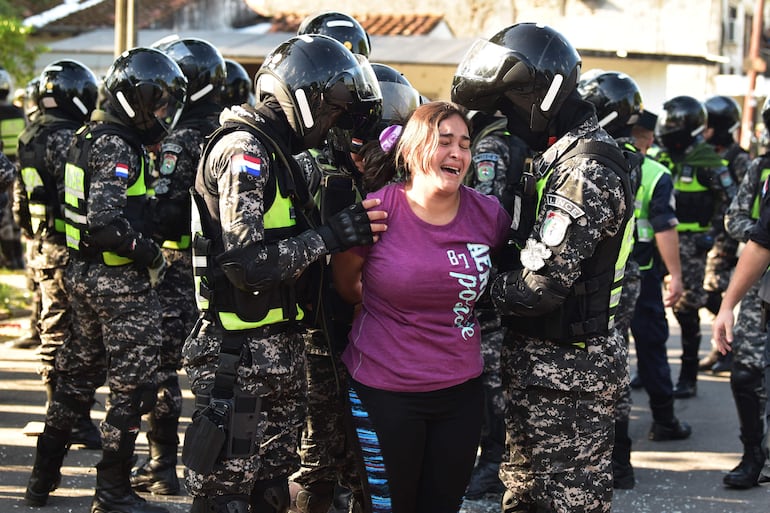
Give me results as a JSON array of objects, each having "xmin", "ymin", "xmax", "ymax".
[
  {"xmin": 34, "ymin": 265, "xmax": 69, "ymax": 381},
  {"xmin": 48, "ymin": 259, "xmax": 163, "ymax": 452},
  {"xmin": 673, "ymin": 232, "xmax": 708, "ymax": 314},
  {"xmin": 703, "ymin": 233, "xmax": 739, "ymax": 294},
  {"xmin": 613, "ymin": 260, "xmax": 641, "ymax": 422},
  {"xmin": 500, "ymin": 331, "xmax": 625, "ymax": 513},
  {"xmin": 151, "ymin": 249, "xmax": 197, "ymax": 421},
  {"xmin": 182, "ymin": 317, "xmax": 306, "ymax": 497},
  {"xmin": 291, "ymin": 329, "xmax": 363, "ymax": 495},
  {"xmin": 732, "ymin": 282, "xmax": 767, "ymax": 373}
]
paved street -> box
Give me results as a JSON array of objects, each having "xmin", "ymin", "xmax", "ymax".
[{"xmin": 1, "ymin": 270, "xmax": 769, "ymax": 512}]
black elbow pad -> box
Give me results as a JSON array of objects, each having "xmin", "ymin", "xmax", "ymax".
[
  {"xmin": 216, "ymin": 242, "xmax": 282, "ymax": 293},
  {"xmin": 491, "ymin": 269, "xmax": 569, "ymax": 317},
  {"xmin": 89, "ymin": 218, "xmax": 132, "ymax": 251}
]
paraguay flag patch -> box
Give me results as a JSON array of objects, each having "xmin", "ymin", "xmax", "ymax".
[
  {"xmin": 231, "ymin": 154, "xmax": 262, "ymax": 177},
  {"xmin": 115, "ymin": 163, "xmax": 129, "ymax": 179}
]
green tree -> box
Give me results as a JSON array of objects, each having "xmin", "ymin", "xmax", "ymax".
[{"xmin": 0, "ymin": 1, "xmax": 47, "ymax": 89}]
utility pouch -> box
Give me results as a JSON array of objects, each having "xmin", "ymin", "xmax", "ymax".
[
  {"xmin": 181, "ymin": 400, "xmax": 229, "ymax": 474},
  {"xmin": 224, "ymin": 394, "xmax": 261, "ymax": 458}
]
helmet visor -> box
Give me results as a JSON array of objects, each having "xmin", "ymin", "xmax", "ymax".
[
  {"xmin": 324, "ymin": 56, "xmax": 383, "ymax": 133},
  {"xmin": 456, "ymin": 39, "xmax": 534, "ymax": 89},
  {"xmin": 152, "ymin": 88, "xmax": 184, "ymax": 134}
]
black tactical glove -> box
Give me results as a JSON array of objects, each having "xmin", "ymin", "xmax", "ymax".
[{"xmin": 316, "ymin": 202, "xmax": 374, "ymax": 253}]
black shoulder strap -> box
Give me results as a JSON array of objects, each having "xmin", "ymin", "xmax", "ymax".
[{"xmin": 556, "ymin": 140, "xmax": 630, "ymax": 176}]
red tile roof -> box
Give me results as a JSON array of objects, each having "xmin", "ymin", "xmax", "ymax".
[
  {"xmin": 269, "ymin": 12, "xmax": 444, "ymax": 36},
  {"xmin": 18, "ymin": 1, "xmax": 443, "ymax": 38}
]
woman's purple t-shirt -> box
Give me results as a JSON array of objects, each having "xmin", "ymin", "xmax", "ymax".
[{"xmin": 341, "ymin": 183, "xmax": 511, "ymax": 392}]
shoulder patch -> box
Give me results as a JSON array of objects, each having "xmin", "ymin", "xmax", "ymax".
[
  {"xmin": 230, "ymin": 154, "xmax": 262, "ymax": 177},
  {"xmin": 160, "ymin": 142, "xmax": 183, "ymax": 154},
  {"xmin": 114, "ymin": 163, "xmax": 129, "ymax": 179},
  {"xmin": 544, "ymin": 193, "xmax": 585, "ymax": 219},
  {"xmin": 540, "ymin": 209, "xmax": 571, "ymax": 247},
  {"xmin": 159, "ymin": 153, "xmax": 177, "ymax": 175}
]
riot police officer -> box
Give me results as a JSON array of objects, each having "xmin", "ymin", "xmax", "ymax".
[
  {"xmin": 453, "ymin": 23, "xmax": 635, "ymax": 513},
  {"xmin": 714, "ymin": 96, "xmax": 770, "ymax": 488},
  {"xmin": 654, "ymin": 96, "xmax": 736, "ymax": 398},
  {"xmin": 25, "ymin": 47, "xmax": 187, "ymax": 513},
  {"xmin": 0, "ymin": 67, "xmax": 26, "ymax": 269},
  {"xmin": 125, "ymin": 36, "xmax": 227, "ymax": 497},
  {"xmin": 181, "ymin": 34, "xmax": 385, "ymax": 513},
  {"xmin": 700, "ymin": 95, "xmax": 750, "ymax": 373},
  {"xmin": 15, "ymin": 59, "xmax": 102, "ymax": 452}
]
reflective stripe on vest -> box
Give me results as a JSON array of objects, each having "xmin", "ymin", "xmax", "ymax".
[
  {"xmin": 674, "ymin": 168, "xmax": 711, "ymax": 233},
  {"xmin": 64, "ymin": 131, "xmax": 147, "ymax": 265},
  {"xmin": 1, "ymin": 116, "xmax": 24, "ymax": 157},
  {"xmin": 751, "ymin": 168, "xmax": 770, "ymax": 219},
  {"xmin": 192, "ymin": 168, "xmax": 304, "ymax": 330}
]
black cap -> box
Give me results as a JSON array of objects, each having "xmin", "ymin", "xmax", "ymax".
[{"xmin": 636, "ymin": 110, "xmax": 658, "ymax": 131}]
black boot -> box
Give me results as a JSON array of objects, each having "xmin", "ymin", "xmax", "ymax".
[
  {"xmin": 25, "ymin": 426, "xmax": 70, "ymax": 507},
  {"xmin": 91, "ymin": 451, "xmax": 169, "ymax": 513},
  {"xmin": 130, "ymin": 418, "xmax": 180, "ymax": 495},
  {"xmin": 612, "ymin": 420, "xmax": 635, "ymax": 489},
  {"xmin": 673, "ymin": 356, "xmax": 699, "ymax": 399},
  {"xmin": 190, "ymin": 495, "xmax": 250, "ymax": 513},
  {"xmin": 723, "ymin": 365, "xmax": 766, "ymax": 489},
  {"xmin": 673, "ymin": 311, "xmax": 700, "ymax": 399},
  {"xmin": 649, "ymin": 397, "xmax": 692, "ymax": 441}
]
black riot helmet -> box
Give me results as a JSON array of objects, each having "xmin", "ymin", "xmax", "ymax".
[
  {"xmin": 655, "ymin": 95, "xmax": 707, "ymax": 155},
  {"xmin": 0, "ymin": 68, "xmax": 12, "ymax": 102},
  {"xmin": 101, "ymin": 47, "xmax": 188, "ymax": 145},
  {"xmin": 704, "ymin": 95, "xmax": 741, "ymax": 146},
  {"xmin": 151, "ymin": 36, "xmax": 226, "ymax": 106},
  {"xmin": 38, "ymin": 59, "xmax": 99, "ymax": 122},
  {"xmin": 254, "ymin": 34, "xmax": 382, "ymax": 150},
  {"xmin": 451, "ymin": 23, "xmax": 581, "ymax": 150},
  {"xmin": 24, "ymin": 77, "xmax": 41, "ymax": 121},
  {"xmin": 577, "ymin": 70, "xmax": 643, "ymax": 137},
  {"xmin": 297, "ymin": 11, "xmax": 371, "ymax": 58},
  {"xmin": 221, "ymin": 59, "xmax": 253, "ymax": 107}
]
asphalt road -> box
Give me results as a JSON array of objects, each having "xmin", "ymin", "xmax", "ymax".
[{"xmin": 0, "ymin": 272, "xmax": 769, "ymax": 512}]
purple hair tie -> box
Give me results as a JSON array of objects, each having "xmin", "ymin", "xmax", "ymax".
[{"xmin": 379, "ymin": 124, "xmax": 403, "ymax": 152}]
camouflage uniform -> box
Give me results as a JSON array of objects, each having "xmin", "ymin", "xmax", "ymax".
[
  {"xmin": 494, "ymin": 117, "xmax": 633, "ymax": 513},
  {"xmin": 183, "ymin": 104, "xmax": 329, "ymax": 503},
  {"xmin": 14, "ymin": 118, "xmax": 77, "ymax": 384},
  {"xmin": 703, "ymin": 143, "xmax": 750, "ymax": 303},
  {"xmin": 55, "ymin": 127, "xmax": 163, "ymax": 454},
  {"xmin": 654, "ymin": 143, "xmax": 736, "ymax": 394},
  {"xmin": 724, "ymin": 154, "xmax": 769, "ymax": 375},
  {"xmin": 290, "ymin": 145, "xmax": 365, "ymax": 511},
  {"xmin": 723, "ymin": 154, "xmax": 770, "ymax": 480},
  {"xmin": 0, "ymin": 149, "xmax": 14, "ymax": 189},
  {"xmin": 0, "ymin": 101, "xmax": 26, "ymax": 269}
]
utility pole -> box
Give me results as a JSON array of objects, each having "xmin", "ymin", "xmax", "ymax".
[
  {"xmin": 741, "ymin": 0, "xmax": 766, "ymax": 151},
  {"xmin": 114, "ymin": 0, "xmax": 137, "ymax": 57}
]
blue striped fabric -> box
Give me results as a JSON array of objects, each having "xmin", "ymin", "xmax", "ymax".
[{"xmin": 348, "ymin": 387, "xmax": 393, "ymax": 512}]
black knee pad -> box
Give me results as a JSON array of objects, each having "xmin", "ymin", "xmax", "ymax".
[
  {"xmin": 133, "ymin": 384, "xmax": 158, "ymax": 415},
  {"xmin": 294, "ymin": 481, "xmax": 335, "ymax": 513},
  {"xmin": 251, "ymin": 477, "xmax": 290, "ymax": 513}
]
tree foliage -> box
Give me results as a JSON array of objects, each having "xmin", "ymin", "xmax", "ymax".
[{"xmin": 0, "ymin": 2, "xmax": 48, "ymax": 90}]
